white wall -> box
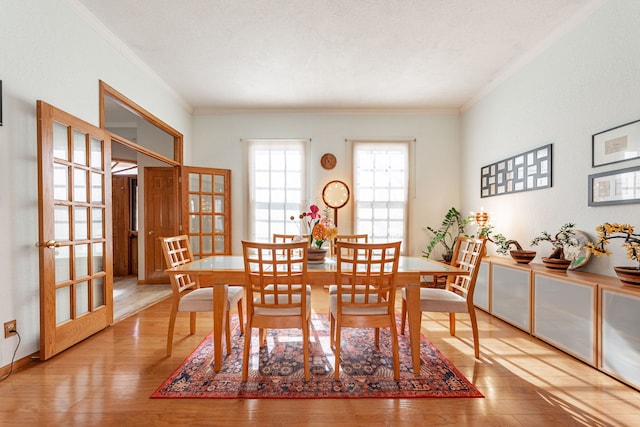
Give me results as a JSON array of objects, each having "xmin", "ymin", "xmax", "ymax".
[
  {"xmin": 461, "ymin": 0, "xmax": 640, "ymax": 276},
  {"xmin": 192, "ymin": 111, "xmax": 460, "ymax": 257},
  {"xmin": 0, "ymin": 0, "xmax": 192, "ymax": 368}
]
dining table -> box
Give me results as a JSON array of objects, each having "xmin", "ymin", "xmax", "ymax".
[{"xmin": 165, "ymin": 254, "xmax": 469, "ymax": 373}]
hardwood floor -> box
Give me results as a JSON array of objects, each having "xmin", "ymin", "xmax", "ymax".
[{"xmin": 0, "ymin": 287, "xmax": 639, "ymax": 426}]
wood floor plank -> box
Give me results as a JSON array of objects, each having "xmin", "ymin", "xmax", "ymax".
[{"xmin": 0, "ymin": 287, "xmax": 638, "ymax": 426}]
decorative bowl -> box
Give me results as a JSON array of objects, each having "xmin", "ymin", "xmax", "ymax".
[
  {"xmin": 541, "ymin": 257, "xmax": 571, "ymax": 270},
  {"xmin": 509, "ymin": 250, "xmax": 536, "ymax": 264}
]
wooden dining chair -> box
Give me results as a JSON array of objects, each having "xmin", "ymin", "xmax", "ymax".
[
  {"xmin": 330, "ymin": 241, "xmax": 402, "ymax": 380},
  {"xmin": 241, "ymin": 240, "xmax": 311, "ymax": 381},
  {"xmin": 400, "ymin": 236, "xmax": 486, "ymax": 358},
  {"xmin": 330, "ymin": 233, "xmax": 369, "ymax": 256},
  {"xmin": 160, "ymin": 235, "xmax": 244, "ymax": 357},
  {"xmin": 272, "ymin": 233, "xmax": 310, "ymax": 243}
]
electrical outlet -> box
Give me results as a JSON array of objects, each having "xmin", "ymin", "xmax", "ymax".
[{"xmin": 4, "ymin": 320, "xmax": 17, "ymax": 338}]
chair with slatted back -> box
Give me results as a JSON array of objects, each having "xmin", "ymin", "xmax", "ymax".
[
  {"xmin": 330, "ymin": 233, "xmax": 369, "ymax": 256},
  {"xmin": 400, "ymin": 236, "xmax": 486, "ymax": 358},
  {"xmin": 160, "ymin": 235, "xmax": 244, "ymax": 357},
  {"xmin": 241, "ymin": 240, "xmax": 311, "ymax": 381},
  {"xmin": 272, "ymin": 233, "xmax": 310, "ymax": 243},
  {"xmin": 330, "ymin": 241, "xmax": 401, "ymax": 380}
]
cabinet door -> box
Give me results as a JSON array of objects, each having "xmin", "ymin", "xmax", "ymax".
[
  {"xmin": 491, "ymin": 264, "xmax": 531, "ymax": 332},
  {"xmin": 474, "ymin": 260, "xmax": 490, "ymax": 311},
  {"xmin": 534, "ymin": 274, "xmax": 596, "ymax": 365},
  {"xmin": 601, "ymin": 289, "xmax": 640, "ymax": 389}
]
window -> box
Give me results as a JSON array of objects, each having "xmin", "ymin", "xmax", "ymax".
[
  {"xmin": 247, "ymin": 139, "xmax": 307, "ymax": 241},
  {"xmin": 353, "ymin": 141, "xmax": 409, "ymax": 250}
]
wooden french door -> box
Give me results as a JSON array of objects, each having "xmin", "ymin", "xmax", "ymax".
[
  {"xmin": 182, "ymin": 167, "xmax": 232, "ymax": 258},
  {"xmin": 36, "ymin": 101, "xmax": 113, "ymax": 360}
]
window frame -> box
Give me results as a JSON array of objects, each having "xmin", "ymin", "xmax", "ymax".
[{"xmin": 246, "ymin": 138, "xmax": 309, "ymax": 242}]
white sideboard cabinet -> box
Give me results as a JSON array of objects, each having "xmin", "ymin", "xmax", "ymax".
[
  {"xmin": 474, "ymin": 260, "xmax": 490, "ymax": 312},
  {"xmin": 490, "ymin": 262, "xmax": 532, "ymax": 332},
  {"xmin": 599, "ymin": 285, "xmax": 640, "ymax": 390},
  {"xmin": 533, "ymin": 272, "xmax": 597, "ymax": 365}
]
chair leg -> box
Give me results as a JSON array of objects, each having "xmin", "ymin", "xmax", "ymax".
[
  {"xmin": 449, "ymin": 312, "xmax": 456, "ymax": 336},
  {"xmin": 166, "ymin": 305, "xmax": 179, "ymax": 356},
  {"xmin": 189, "ymin": 312, "xmax": 197, "ymax": 335},
  {"xmin": 302, "ymin": 316, "xmax": 310, "ymax": 381},
  {"xmin": 400, "ymin": 298, "xmax": 407, "ymax": 335},
  {"xmin": 374, "ymin": 328, "xmax": 380, "ymax": 347},
  {"xmin": 225, "ymin": 311, "xmax": 232, "ymax": 356},
  {"xmin": 334, "ymin": 321, "xmax": 341, "ymax": 380},
  {"xmin": 329, "ymin": 312, "xmax": 335, "ymax": 348},
  {"xmin": 469, "ymin": 309, "xmax": 480, "ymax": 358},
  {"xmin": 242, "ymin": 318, "xmax": 253, "ymax": 382},
  {"xmin": 237, "ymin": 300, "xmax": 245, "ymax": 335},
  {"xmin": 389, "ymin": 314, "xmax": 400, "ymax": 381}
]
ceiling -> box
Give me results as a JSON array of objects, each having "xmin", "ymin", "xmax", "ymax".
[{"xmin": 78, "ymin": 0, "xmax": 602, "ymax": 112}]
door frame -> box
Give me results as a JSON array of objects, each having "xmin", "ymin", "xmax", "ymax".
[{"xmin": 100, "ymin": 82, "xmax": 183, "ymax": 283}]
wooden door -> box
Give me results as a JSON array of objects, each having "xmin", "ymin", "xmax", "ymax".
[
  {"xmin": 36, "ymin": 101, "xmax": 113, "ymax": 360},
  {"xmin": 182, "ymin": 167, "xmax": 232, "ymax": 258},
  {"xmin": 144, "ymin": 167, "xmax": 178, "ymax": 283},
  {"xmin": 112, "ymin": 175, "xmax": 131, "ymax": 276}
]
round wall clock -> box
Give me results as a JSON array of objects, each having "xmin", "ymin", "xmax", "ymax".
[
  {"xmin": 322, "ymin": 180, "xmax": 350, "ymax": 226},
  {"xmin": 320, "ymin": 153, "xmax": 337, "ymax": 170},
  {"xmin": 322, "ymin": 180, "xmax": 350, "ymax": 209}
]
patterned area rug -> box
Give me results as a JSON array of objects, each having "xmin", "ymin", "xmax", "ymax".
[{"xmin": 151, "ymin": 313, "xmax": 483, "ymax": 399}]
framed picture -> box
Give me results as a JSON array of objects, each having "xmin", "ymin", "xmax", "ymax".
[
  {"xmin": 480, "ymin": 143, "xmax": 552, "ymax": 198},
  {"xmin": 588, "ymin": 165, "xmax": 640, "ymax": 206},
  {"xmin": 592, "ymin": 119, "xmax": 640, "ymax": 167}
]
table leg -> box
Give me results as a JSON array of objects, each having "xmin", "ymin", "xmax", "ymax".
[
  {"xmin": 406, "ymin": 282, "xmax": 422, "ymax": 374},
  {"xmin": 212, "ymin": 284, "xmax": 228, "ymax": 372}
]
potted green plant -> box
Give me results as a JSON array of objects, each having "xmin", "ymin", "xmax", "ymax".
[
  {"xmin": 492, "ymin": 233, "xmax": 537, "ymax": 264},
  {"xmin": 531, "ymin": 223, "xmax": 577, "ymax": 269},
  {"xmin": 423, "ymin": 207, "xmax": 467, "ymax": 262},
  {"xmin": 585, "ymin": 223, "xmax": 640, "ymax": 286}
]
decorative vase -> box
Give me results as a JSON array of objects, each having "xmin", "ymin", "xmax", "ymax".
[
  {"xmin": 307, "ymin": 247, "xmax": 327, "ymax": 264},
  {"xmin": 510, "ymin": 250, "xmax": 536, "ymax": 264},
  {"xmin": 541, "ymin": 257, "xmax": 571, "ymax": 270},
  {"xmin": 613, "ymin": 266, "xmax": 640, "ymax": 286}
]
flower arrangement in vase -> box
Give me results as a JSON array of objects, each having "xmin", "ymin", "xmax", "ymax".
[
  {"xmin": 585, "ymin": 223, "xmax": 640, "ymax": 286},
  {"xmin": 531, "ymin": 223, "xmax": 577, "ymax": 269},
  {"xmin": 291, "ymin": 204, "xmax": 338, "ymax": 263}
]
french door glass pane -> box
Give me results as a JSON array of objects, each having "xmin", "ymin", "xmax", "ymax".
[
  {"xmin": 202, "ymin": 174, "xmax": 212, "ymax": 192},
  {"xmin": 189, "ymin": 214, "xmax": 200, "ymax": 233},
  {"xmin": 202, "ymin": 215, "xmax": 212, "ymax": 233},
  {"xmin": 92, "ymin": 277, "xmax": 104, "ymax": 309},
  {"xmin": 74, "ymin": 207, "xmax": 88, "ymax": 240},
  {"xmin": 189, "ymin": 194, "xmax": 200, "ymax": 213},
  {"xmin": 73, "ymin": 131, "xmax": 87, "ymax": 165},
  {"xmin": 53, "ymin": 164, "xmax": 69, "ymax": 200},
  {"xmin": 53, "ymin": 122, "xmax": 69, "ymax": 160},
  {"xmin": 75, "ymin": 243, "xmax": 89, "ymax": 278},
  {"xmin": 214, "ymin": 175, "xmax": 224, "ymax": 192},
  {"xmin": 92, "ymin": 242, "xmax": 104, "ymax": 273},
  {"xmin": 189, "ymin": 173, "xmax": 199, "ymax": 192},
  {"xmin": 74, "ymin": 169, "xmax": 88, "ymax": 202},
  {"xmin": 76, "ymin": 281, "xmax": 89, "ymax": 316},
  {"xmin": 202, "ymin": 195, "xmax": 212, "ymax": 212},
  {"xmin": 91, "ymin": 208, "xmax": 103, "ymax": 239},
  {"xmin": 90, "ymin": 137, "xmax": 102, "ymax": 169},
  {"xmin": 56, "ymin": 286, "xmax": 71, "ymax": 324},
  {"xmin": 54, "ymin": 206, "xmax": 70, "ymax": 241},
  {"xmin": 91, "ymin": 172, "xmax": 103, "ymax": 203},
  {"xmin": 55, "ymin": 245, "xmax": 70, "ymax": 283}
]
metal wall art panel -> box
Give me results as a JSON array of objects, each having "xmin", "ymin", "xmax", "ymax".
[{"xmin": 480, "ymin": 143, "xmax": 552, "ymax": 198}]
